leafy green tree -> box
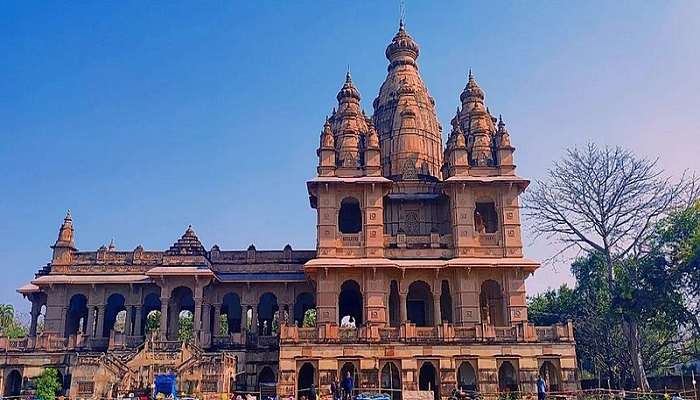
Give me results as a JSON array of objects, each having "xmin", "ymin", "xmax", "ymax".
[
  {"xmin": 302, "ymin": 309, "xmax": 317, "ymax": 328},
  {"xmin": 35, "ymin": 367, "xmax": 61, "ymax": 400},
  {"xmin": 145, "ymin": 310, "xmax": 161, "ymax": 334},
  {"xmin": 178, "ymin": 311, "xmax": 193, "ymax": 342},
  {"xmin": 0, "ymin": 304, "xmax": 29, "ymax": 338},
  {"xmin": 219, "ymin": 315, "xmax": 229, "ymax": 335}
]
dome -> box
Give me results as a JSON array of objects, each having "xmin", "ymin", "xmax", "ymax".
[
  {"xmin": 385, "ymin": 20, "xmax": 420, "ymax": 68},
  {"xmin": 336, "ymin": 71, "xmax": 361, "ymax": 103}
]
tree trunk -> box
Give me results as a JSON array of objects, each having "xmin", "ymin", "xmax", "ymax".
[{"xmin": 621, "ymin": 318, "xmax": 650, "ymax": 391}]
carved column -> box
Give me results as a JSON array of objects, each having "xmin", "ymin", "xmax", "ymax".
[
  {"xmin": 433, "ymin": 297, "xmax": 442, "ymax": 326},
  {"xmin": 193, "ymin": 297, "xmax": 203, "ymax": 345},
  {"xmin": 250, "ymin": 305, "xmax": 258, "ymax": 334},
  {"xmin": 399, "ymin": 293, "xmax": 408, "ymax": 323},
  {"xmin": 159, "ymin": 297, "xmax": 169, "ymax": 341},
  {"xmin": 133, "ymin": 306, "xmax": 143, "ymax": 336},
  {"xmin": 29, "ymin": 301, "xmax": 40, "ymax": 337},
  {"xmin": 95, "ymin": 305, "xmax": 106, "ymax": 338},
  {"xmin": 86, "ymin": 305, "xmax": 96, "ymax": 337},
  {"xmin": 213, "ymin": 304, "xmax": 222, "ymax": 335}
]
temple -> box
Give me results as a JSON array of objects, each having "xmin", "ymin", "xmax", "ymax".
[{"xmin": 1, "ymin": 21, "xmax": 577, "ymax": 400}]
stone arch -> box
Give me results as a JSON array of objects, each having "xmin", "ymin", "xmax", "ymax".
[
  {"xmin": 539, "ymin": 360, "xmax": 561, "ymax": 391},
  {"xmin": 457, "ymin": 361, "xmax": 478, "ymax": 392},
  {"xmin": 338, "ymin": 280, "xmax": 363, "ymax": 326},
  {"xmin": 142, "ymin": 293, "xmax": 161, "ymax": 336},
  {"xmin": 498, "ymin": 361, "xmax": 518, "ymax": 392},
  {"xmin": 297, "ymin": 362, "xmax": 316, "ymax": 399},
  {"xmin": 480, "ymin": 280, "xmax": 507, "ymax": 326},
  {"xmin": 294, "ymin": 292, "xmax": 315, "ymax": 327},
  {"xmin": 388, "ymin": 280, "xmax": 400, "ymax": 327},
  {"xmin": 380, "ymin": 361, "xmax": 402, "ymax": 400},
  {"xmin": 258, "ymin": 292, "xmax": 279, "ymax": 336},
  {"xmin": 418, "ymin": 361, "xmax": 439, "ymax": 400},
  {"xmin": 259, "ymin": 366, "xmax": 276, "ymax": 386},
  {"xmin": 222, "ymin": 292, "xmax": 242, "ymax": 334},
  {"xmin": 171, "ymin": 286, "xmax": 194, "ymax": 341},
  {"xmin": 407, "ymin": 280, "xmax": 433, "ymax": 326},
  {"xmin": 340, "ymin": 361, "xmax": 359, "ymax": 396},
  {"xmin": 440, "ymin": 280, "xmax": 453, "ymax": 323},
  {"xmin": 103, "ymin": 293, "xmax": 126, "ymax": 337},
  {"xmin": 474, "ymin": 201, "xmax": 498, "ymax": 234},
  {"xmin": 4, "ymin": 369, "xmax": 22, "ymax": 397},
  {"xmin": 64, "ymin": 294, "xmax": 88, "ymax": 337},
  {"xmin": 339, "ymin": 197, "xmax": 362, "ymax": 234}
]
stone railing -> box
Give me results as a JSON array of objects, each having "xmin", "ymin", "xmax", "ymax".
[
  {"xmin": 280, "ymin": 320, "xmax": 575, "ymax": 345},
  {"xmin": 340, "ymin": 233, "xmax": 362, "ymax": 247},
  {"xmin": 477, "ymin": 233, "xmax": 500, "ymax": 246}
]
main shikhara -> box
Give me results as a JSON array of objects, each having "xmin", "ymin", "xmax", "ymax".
[{"xmin": 2, "ymin": 21, "xmax": 578, "ymax": 399}]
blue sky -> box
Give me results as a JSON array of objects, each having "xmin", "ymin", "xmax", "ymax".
[{"xmin": 1, "ymin": 1, "xmax": 698, "ymax": 312}]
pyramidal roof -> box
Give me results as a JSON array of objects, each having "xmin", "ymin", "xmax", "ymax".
[{"xmin": 166, "ymin": 225, "xmax": 207, "ymax": 256}]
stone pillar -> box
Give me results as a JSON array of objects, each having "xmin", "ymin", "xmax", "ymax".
[
  {"xmin": 124, "ymin": 306, "xmax": 134, "ymax": 336},
  {"xmin": 194, "ymin": 297, "xmax": 203, "ymax": 344},
  {"xmin": 202, "ymin": 303, "xmax": 212, "ymax": 347},
  {"xmin": 250, "ymin": 305, "xmax": 258, "ymax": 334},
  {"xmin": 433, "ymin": 297, "xmax": 442, "ymax": 326},
  {"xmin": 399, "ymin": 293, "xmax": 408, "ymax": 323},
  {"xmin": 95, "ymin": 305, "xmax": 106, "ymax": 338},
  {"xmin": 133, "ymin": 306, "xmax": 143, "ymax": 336},
  {"xmin": 159, "ymin": 297, "xmax": 169, "ymax": 341},
  {"xmin": 29, "ymin": 301, "xmax": 40, "ymax": 337},
  {"xmin": 213, "ymin": 304, "xmax": 222, "ymax": 335},
  {"xmin": 86, "ymin": 305, "xmax": 96, "ymax": 337},
  {"xmin": 168, "ymin": 301, "xmax": 179, "ymax": 340}
]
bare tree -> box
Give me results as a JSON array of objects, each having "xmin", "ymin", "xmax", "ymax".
[{"xmin": 523, "ymin": 143, "xmax": 695, "ymax": 391}]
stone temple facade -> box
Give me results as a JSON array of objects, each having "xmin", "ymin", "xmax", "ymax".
[{"xmin": 2, "ymin": 21, "xmax": 577, "ymax": 400}]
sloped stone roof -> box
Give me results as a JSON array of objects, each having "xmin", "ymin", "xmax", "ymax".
[{"xmin": 166, "ymin": 225, "xmax": 207, "ymax": 256}]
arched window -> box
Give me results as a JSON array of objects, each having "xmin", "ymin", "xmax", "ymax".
[
  {"xmin": 294, "ymin": 292, "xmax": 316, "ymax": 327},
  {"xmin": 339, "ymin": 197, "xmax": 362, "ymax": 234},
  {"xmin": 407, "ymin": 281, "xmax": 433, "ymax": 327},
  {"xmin": 222, "ymin": 292, "xmax": 242, "ymax": 334},
  {"xmin": 457, "ymin": 362, "xmax": 478, "ymax": 392},
  {"xmin": 440, "ymin": 280, "xmax": 453, "ymax": 324},
  {"xmin": 258, "ymin": 293, "xmax": 279, "ymax": 336},
  {"xmin": 4, "ymin": 370, "xmax": 22, "ymax": 397},
  {"xmin": 258, "ymin": 366, "xmax": 276, "ymax": 387},
  {"xmin": 338, "ymin": 280, "xmax": 363, "ymax": 326},
  {"xmin": 418, "ymin": 362, "xmax": 439, "ymax": 400},
  {"xmin": 171, "ymin": 287, "xmax": 194, "ymax": 342},
  {"xmin": 474, "ymin": 202, "xmax": 498, "ymax": 234},
  {"xmin": 297, "ymin": 362, "xmax": 316, "ymax": 399},
  {"xmin": 539, "ymin": 361, "xmax": 560, "ymax": 392},
  {"xmin": 142, "ymin": 293, "xmax": 161, "ymax": 336},
  {"xmin": 498, "ymin": 361, "xmax": 518, "ymax": 392},
  {"xmin": 64, "ymin": 294, "xmax": 88, "ymax": 338},
  {"xmin": 388, "ymin": 281, "xmax": 400, "ymax": 327},
  {"xmin": 381, "ymin": 362, "xmax": 402, "ymax": 400},
  {"xmin": 480, "ymin": 280, "xmax": 506, "ymax": 326}
]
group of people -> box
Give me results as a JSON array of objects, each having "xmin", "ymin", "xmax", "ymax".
[{"xmin": 330, "ymin": 371, "xmax": 355, "ymax": 400}]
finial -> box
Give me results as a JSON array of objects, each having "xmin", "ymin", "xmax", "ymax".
[
  {"xmin": 345, "ymin": 66, "xmax": 352, "ymax": 83},
  {"xmin": 64, "ymin": 209, "xmax": 72, "ymax": 222},
  {"xmin": 468, "ymin": 68, "xmax": 474, "ymax": 80},
  {"xmin": 108, "ymin": 238, "xmax": 115, "ymax": 251},
  {"xmin": 399, "ymin": 0, "xmax": 405, "ymax": 31}
]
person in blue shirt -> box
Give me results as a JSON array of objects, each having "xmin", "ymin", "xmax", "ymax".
[
  {"xmin": 536, "ymin": 375, "xmax": 547, "ymax": 400},
  {"xmin": 342, "ymin": 371, "xmax": 354, "ymax": 400}
]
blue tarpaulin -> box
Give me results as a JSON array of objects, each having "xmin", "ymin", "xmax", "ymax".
[{"xmin": 153, "ymin": 373, "xmax": 177, "ymax": 400}]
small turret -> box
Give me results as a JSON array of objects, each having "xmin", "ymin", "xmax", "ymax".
[
  {"xmin": 445, "ymin": 111, "xmax": 469, "ymax": 176},
  {"xmin": 333, "ymin": 72, "xmax": 366, "ymax": 171},
  {"xmin": 51, "ymin": 211, "xmax": 76, "ymax": 265},
  {"xmin": 364, "ymin": 120, "xmax": 381, "ymax": 176},
  {"xmin": 496, "ymin": 115, "xmax": 516, "ymax": 175},
  {"xmin": 460, "ymin": 71, "xmax": 495, "ymax": 167},
  {"xmin": 317, "ymin": 118, "xmax": 336, "ymax": 177}
]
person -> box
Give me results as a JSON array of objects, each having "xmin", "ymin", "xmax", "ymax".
[
  {"xmin": 331, "ymin": 377, "xmax": 341, "ymax": 400},
  {"xmin": 309, "ymin": 384, "xmax": 317, "ymax": 400},
  {"xmin": 536, "ymin": 375, "xmax": 547, "ymax": 400},
  {"xmin": 342, "ymin": 371, "xmax": 354, "ymax": 400}
]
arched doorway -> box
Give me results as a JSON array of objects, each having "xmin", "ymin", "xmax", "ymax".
[
  {"xmin": 259, "ymin": 366, "xmax": 276, "ymax": 388},
  {"xmin": 294, "ymin": 292, "xmax": 315, "ymax": 327},
  {"xmin": 171, "ymin": 287, "xmax": 194, "ymax": 341},
  {"xmin": 64, "ymin": 294, "xmax": 88, "ymax": 337},
  {"xmin": 498, "ymin": 361, "xmax": 518, "ymax": 392},
  {"xmin": 222, "ymin": 292, "xmax": 242, "ymax": 334},
  {"xmin": 340, "ymin": 362, "xmax": 359, "ymax": 397},
  {"xmin": 258, "ymin": 293, "xmax": 279, "ymax": 336},
  {"xmin": 407, "ymin": 281, "xmax": 433, "ymax": 327},
  {"xmin": 418, "ymin": 362, "xmax": 439, "ymax": 400},
  {"xmin": 389, "ymin": 281, "xmax": 400, "ymax": 327},
  {"xmin": 539, "ymin": 361, "xmax": 560, "ymax": 392},
  {"xmin": 142, "ymin": 293, "xmax": 161, "ymax": 336},
  {"xmin": 103, "ymin": 293, "xmax": 126, "ymax": 337},
  {"xmin": 440, "ymin": 280, "xmax": 453, "ymax": 323},
  {"xmin": 4, "ymin": 370, "xmax": 22, "ymax": 397},
  {"xmin": 338, "ymin": 197, "xmax": 362, "ymax": 234},
  {"xmin": 457, "ymin": 362, "xmax": 478, "ymax": 392},
  {"xmin": 480, "ymin": 280, "xmax": 506, "ymax": 326},
  {"xmin": 338, "ymin": 280, "xmax": 363, "ymax": 326},
  {"xmin": 297, "ymin": 363, "xmax": 316, "ymax": 399},
  {"xmin": 380, "ymin": 362, "xmax": 401, "ymax": 400}
]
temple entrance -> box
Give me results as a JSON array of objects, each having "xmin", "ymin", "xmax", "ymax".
[
  {"xmin": 171, "ymin": 287, "xmax": 194, "ymax": 341},
  {"xmin": 297, "ymin": 363, "xmax": 316, "ymax": 399},
  {"xmin": 380, "ymin": 362, "xmax": 401, "ymax": 400},
  {"xmin": 64, "ymin": 294, "xmax": 88, "ymax": 337},
  {"xmin": 340, "ymin": 362, "xmax": 359, "ymax": 397},
  {"xmin": 4, "ymin": 370, "xmax": 22, "ymax": 397},
  {"xmin": 498, "ymin": 361, "xmax": 518, "ymax": 392},
  {"xmin": 222, "ymin": 292, "xmax": 242, "ymax": 334},
  {"xmin": 539, "ymin": 361, "xmax": 560, "ymax": 391},
  {"xmin": 258, "ymin": 293, "xmax": 279, "ymax": 336},
  {"xmin": 293, "ymin": 292, "xmax": 315, "ymax": 327},
  {"xmin": 457, "ymin": 362, "xmax": 477, "ymax": 392},
  {"xmin": 480, "ymin": 280, "xmax": 506, "ymax": 326},
  {"xmin": 103, "ymin": 293, "xmax": 126, "ymax": 337},
  {"xmin": 142, "ymin": 293, "xmax": 161, "ymax": 336},
  {"xmin": 440, "ymin": 280, "xmax": 453, "ymax": 323},
  {"xmin": 389, "ymin": 281, "xmax": 400, "ymax": 327},
  {"xmin": 418, "ymin": 362, "xmax": 439, "ymax": 400},
  {"xmin": 407, "ymin": 281, "xmax": 433, "ymax": 327},
  {"xmin": 338, "ymin": 280, "xmax": 362, "ymax": 326}
]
